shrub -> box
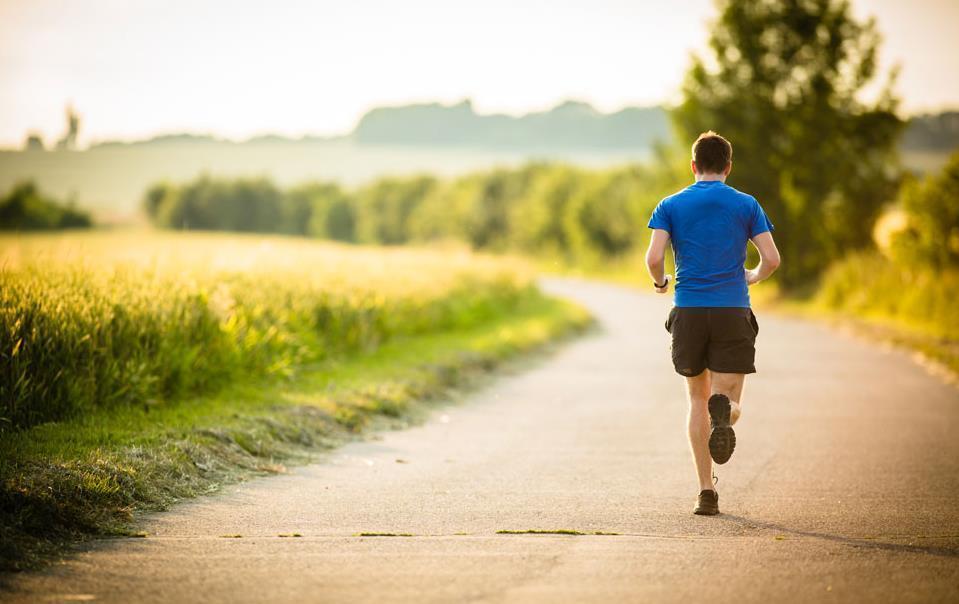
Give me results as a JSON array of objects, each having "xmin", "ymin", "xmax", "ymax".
[
  {"xmin": 0, "ymin": 182, "xmax": 92, "ymax": 230},
  {"xmin": 892, "ymin": 151, "xmax": 959, "ymax": 269}
]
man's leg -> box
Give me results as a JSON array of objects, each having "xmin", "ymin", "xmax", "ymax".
[
  {"xmin": 705, "ymin": 371, "xmax": 745, "ymax": 465},
  {"xmin": 710, "ymin": 371, "xmax": 745, "ymax": 424},
  {"xmin": 684, "ymin": 370, "xmax": 714, "ymax": 492}
]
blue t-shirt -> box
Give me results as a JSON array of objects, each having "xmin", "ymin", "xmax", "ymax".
[{"xmin": 647, "ymin": 180, "xmax": 774, "ymax": 308}]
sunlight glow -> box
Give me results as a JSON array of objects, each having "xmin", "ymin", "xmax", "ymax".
[{"xmin": 0, "ymin": 0, "xmax": 956, "ymax": 147}]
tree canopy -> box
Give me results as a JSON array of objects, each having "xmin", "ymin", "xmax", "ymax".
[{"xmin": 673, "ymin": 0, "xmax": 903, "ymax": 285}]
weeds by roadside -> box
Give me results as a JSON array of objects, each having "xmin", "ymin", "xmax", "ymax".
[{"xmin": 0, "ymin": 293, "xmax": 591, "ymax": 575}]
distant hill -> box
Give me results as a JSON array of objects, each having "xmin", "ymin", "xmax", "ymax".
[
  {"xmin": 86, "ymin": 100, "xmax": 670, "ymax": 150},
  {"xmin": 902, "ymin": 111, "xmax": 959, "ymax": 151},
  {"xmin": 89, "ymin": 132, "xmax": 344, "ymax": 149},
  {"xmin": 352, "ymin": 99, "xmax": 670, "ymax": 149},
  {"xmin": 92, "ymin": 133, "xmax": 226, "ymax": 148},
  {"xmin": 80, "ymin": 103, "xmax": 958, "ymax": 154}
]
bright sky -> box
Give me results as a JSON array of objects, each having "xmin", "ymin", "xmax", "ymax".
[{"xmin": 1, "ymin": 0, "xmax": 956, "ymax": 147}]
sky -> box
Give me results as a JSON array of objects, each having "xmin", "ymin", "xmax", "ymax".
[{"xmin": 1, "ymin": 0, "xmax": 957, "ymax": 147}]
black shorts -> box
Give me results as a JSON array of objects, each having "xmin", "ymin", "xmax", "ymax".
[{"xmin": 664, "ymin": 307, "xmax": 759, "ymax": 376}]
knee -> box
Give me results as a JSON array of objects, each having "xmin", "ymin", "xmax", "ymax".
[{"xmin": 710, "ymin": 387, "xmax": 736, "ymax": 401}]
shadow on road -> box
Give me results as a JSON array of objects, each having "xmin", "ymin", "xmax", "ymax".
[{"xmin": 719, "ymin": 515, "xmax": 959, "ymax": 559}]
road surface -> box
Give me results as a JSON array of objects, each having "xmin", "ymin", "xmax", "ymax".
[{"xmin": 6, "ymin": 278, "xmax": 959, "ymax": 603}]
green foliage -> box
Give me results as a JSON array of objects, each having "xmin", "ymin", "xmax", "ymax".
[
  {"xmin": 147, "ymin": 176, "xmax": 284, "ymax": 232},
  {"xmin": 816, "ymin": 251, "xmax": 959, "ymax": 341},
  {"xmin": 0, "ymin": 233, "xmax": 533, "ymax": 432},
  {"xmin": 892, "ymin": 151, "xmax": 959, "ymax": 269},
  {"xmin": 0, "ymin": 182, "xmax": 92, "ymax": 230},
  {"xmin": 810, "ymin": 152, "xmax": 959, "ymax": 371},
  {"xmin": 0, "ymin": 291, "xmax": 590, "ymax": 572},
  {"xmin": 145, "ymin": 160, "xmax": 685, "ymax": 264},
  {"xmin": 293, "ymin": 183, "xmax": 355, "ymax": 241},
  {"xmin": 473, "ymin": 166, "xmax": 535, "ymax": 249},
  {"xmin": 672, "ymin": 0, "xmax": 903, "ymax": 285},
  {"xmin": 354, "ymin": 176, "xmax": 437, "ymax": 245}
]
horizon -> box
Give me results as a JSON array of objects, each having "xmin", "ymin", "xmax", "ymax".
[
  {"xmin": 5, "ymin": 96, "xmax": 957, "ymax": 152},
  {"xmin": 1, "ymin": 0, "xmax": 958, "ymax": 148},
  {"xmin": 4, "ymin": 98, "xmax": 670, "ymax": 149}
]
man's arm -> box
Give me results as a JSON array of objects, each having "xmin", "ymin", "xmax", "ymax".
[
  {"xmin": 746, "ymin": 231, "xmax": 781, "ymax": 285},
  {"xmin": 645, "ymin": 229, "xmax": 671, "ymax": 293}
]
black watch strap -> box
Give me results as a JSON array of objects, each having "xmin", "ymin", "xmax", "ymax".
[{"xmin": 653, "ymin": 278, "xmax": 668, "ymax": 289}]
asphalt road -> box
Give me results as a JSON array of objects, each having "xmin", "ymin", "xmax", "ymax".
[{"xmin": 6, "ymin": 278, "xmax": 959, "ymax": 603}]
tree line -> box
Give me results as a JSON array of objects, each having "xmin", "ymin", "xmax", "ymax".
[
  {"xmin": 144, "ymin": 139, "xmax": 957, "ymax": 289},
  {"xmin": 143, "ymin": 156, "xmax": 685, "ymax": 267},
  {"xmin": 146, "ymin": 0, "xmax": 956, "ymax": 289}
]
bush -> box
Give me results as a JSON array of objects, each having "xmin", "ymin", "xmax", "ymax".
[
  {"xmin": 892, "ymin": 151, "xmax": 959, "ymax": 269},
  {"xmin": 144, "ymin": 162, "xmax": 686, "ymax": 265},
  {"xmin": 816, "ymin": 251, "xmax": 959, "ymax": 340},
  {"xmin": 0, "ymin": 182, "xmax": 92, "ymax": 230},
  {"xmin": 148, "ymin": 176, "xmax": 283, "ymax": 232}
]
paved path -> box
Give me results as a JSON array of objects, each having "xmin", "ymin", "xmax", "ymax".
[{"xmin": 6, "ymin": 279, "xmax": 959, "ymax": 603}]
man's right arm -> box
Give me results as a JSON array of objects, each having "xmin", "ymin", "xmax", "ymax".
[
  {"xmin": 645, "ymin": 228, "xmax": 671, "ymax": 293},
  {"xmin": 746, "ymin": 231, "xmax": 781, "ymax": 285}
]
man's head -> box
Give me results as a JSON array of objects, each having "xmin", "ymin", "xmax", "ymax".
[{"xmin": 691, "ymin": 131, "xmax": 732, "ymax": 179}]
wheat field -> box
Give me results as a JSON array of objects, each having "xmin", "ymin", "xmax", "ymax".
[{"xmin": 0, "ymin": 230, "xmax": 536, "ymax": 431}]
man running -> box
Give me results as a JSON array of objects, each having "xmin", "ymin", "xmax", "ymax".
[{"xmin": 645, "ymin": 131, "xmax": 781, "ymax": 516}]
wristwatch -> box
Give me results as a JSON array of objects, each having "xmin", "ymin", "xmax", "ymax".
[{"xmin": 653, "ymin": 276, "xmax": 670, "ymax": 289}]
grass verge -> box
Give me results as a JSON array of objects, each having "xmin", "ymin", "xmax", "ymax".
[
  {"xmin": 546, "ymin": 248, "xmax": 959, "ymax": 383},
  {"xmin": 496, "ymin": 529, "xmax": 619, "ymax": 536},
  {"xmin": 760, "ymin": 300, "xmax": 959, "ymax": 382},
  {"xmin": 752, "ymin": 253, "xmax": 959, "ymax": 381},
  {"xmin": 0, "ymin": 293, "xmax": 591, "ymax": 575}
]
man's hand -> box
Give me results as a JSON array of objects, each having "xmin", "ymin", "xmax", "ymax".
[
  {"xmin": 745, "ymin": 268, "xmax": 760, "ymax": 286},
  {"xmin": 655, "ymin": 274, "xmax": 672, "ymax": 294}
]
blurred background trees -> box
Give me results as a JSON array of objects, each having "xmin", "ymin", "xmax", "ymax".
[
  {"xmin": 892, "ymin": 152, "xmax": 959, "ymax": 269},
  {"xmin": 143, "ymin": 162, "xmax": 680, "ymax": 269},
  {"xmin": 0, "ymin": 182, "xmax": 91, "ymax": 230},
  {"xmin": 139, "ymin": 0, "xmax": 956, "ymax": 324},
  {"xmin": 673, "ymin": 0, "xmax": 903, "ymax": 286}
]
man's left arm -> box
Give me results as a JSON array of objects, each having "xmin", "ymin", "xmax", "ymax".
[
  {"xmin": 746, "ymin": 231, "xmax": 781, "ymax": 285},
  {"xmin": 645, "ymin": 229, "xmax": 671, "ymax": 293}
]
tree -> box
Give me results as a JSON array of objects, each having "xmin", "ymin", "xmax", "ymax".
[
  {"xmin": 509, "ymin": 165, "xmax": 580, "ymax": 256},
  {"xmin": 892, "ymin": 151, "xmax": 959, "ymax": 269},
  {"xmin": 354, "ymin": 176, "xmax": 436, "ymax": 245},
  {"xmin": 298, "ymin": 183, "xmax": 356, "ymax": 242},
  {"xmin": 23, "ymin": 133, "xmax": 44, "ymax": 151},
  {"xmin": 673, "ymin": 0, "xmax": 903, "ymax": 285},
  {"xmin": 143, "ymin": 183, "xmax": 171, "ymax": 220},
  {"xmin": 0, "ymin": 182, "xmax": 92, "ymax": 230}
]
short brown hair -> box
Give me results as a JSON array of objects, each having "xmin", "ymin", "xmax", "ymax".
[{"xmin": 692, "ymin": 131, "xmax": 732, "ymax": 174}]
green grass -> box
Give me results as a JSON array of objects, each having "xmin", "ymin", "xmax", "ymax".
[
  {"xmin": 0, "ymin": 293, "xmax": 592, "ymax": 574},
  {"xmin": 497, "ymin": 529, "xmax": 586, "ymax": 535},
  {"xmin": 1, "ymin": 232, "xmax": 536, "ymax": 432},
  {"xmin": 496, "ymin": 529, "xmax": 619, "ymax": 536},
  {"xmin": 763, "ymin": 252, "xmax": 959, "ymax": 377}
]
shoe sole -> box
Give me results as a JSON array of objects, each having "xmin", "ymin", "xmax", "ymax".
[
  {"xmin": 693, "ymin": 507, "xmax": 719, "ymax": 516},
  {"xmin": 708, "ymin": 394, "xmax": 736, "ymax": 465}
]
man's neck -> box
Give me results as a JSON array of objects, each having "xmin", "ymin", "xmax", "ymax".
[{"xmin": 694, "ymin": 173, "xmax": 726, "ymax": 182}]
